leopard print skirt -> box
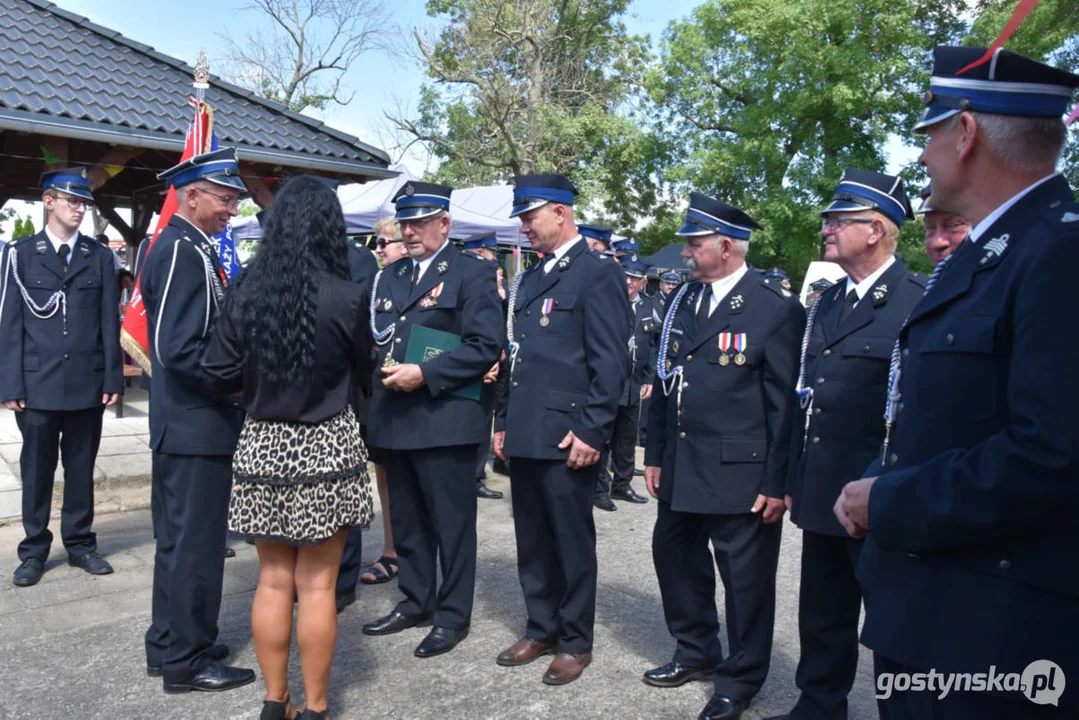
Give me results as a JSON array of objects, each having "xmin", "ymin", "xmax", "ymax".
[{"xmin": 227, "ymin": 406, "xmax": 373, "ymax": 546}]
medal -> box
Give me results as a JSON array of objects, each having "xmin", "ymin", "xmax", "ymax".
[
  {"xmin": 382, "ymin": 298, "xmax": 392, "ymax": 311},
  {"xmin": 733, "ymin": 333, "xmax": 747, "ymax": 365},
  {"xmin": 383, "ymin": 353, "xmax": 398, "ymax": 368},
  {"xmin": 718, "ymin": 332, "xmax": 732, "ymax": 366},
  {"xmin": 540, "ymin": 298, "xmax": 554, "ymax": 327}
]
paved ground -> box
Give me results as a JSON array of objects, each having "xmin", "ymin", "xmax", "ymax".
[{"xmin": 0, "ymin": 393, "xmax": 878, "ymax": 719}]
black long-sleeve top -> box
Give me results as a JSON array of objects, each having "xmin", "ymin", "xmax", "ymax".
[{"xmin": 201, "ymin": 273, "xmax": 374, "ymax": 423}]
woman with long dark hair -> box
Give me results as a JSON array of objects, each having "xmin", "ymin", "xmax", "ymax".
[{"xmin": 202, "ymin": 175, "xmax": 374, "ymax": 720}]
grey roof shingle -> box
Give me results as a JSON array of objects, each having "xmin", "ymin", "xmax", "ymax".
[{"xmin": 0, "ymin": 0, "xmax": 392, "ymax": 177}]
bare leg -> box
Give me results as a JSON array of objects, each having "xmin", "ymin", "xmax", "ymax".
[
  {"xmin": 295, "ymin": 529, "xmax": 348, "ymax": 713},
  {"xmin": 253, "ymin": 541, "xmax": 298, "ymax": 704},
  {"xmin": 377, "ymin": 464, "xmax": 396, "ymax": 558}
]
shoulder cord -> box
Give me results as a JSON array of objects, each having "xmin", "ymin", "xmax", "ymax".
[
  {"xmin": 655, "ymin": 282, "xmax": 691, "ymax": 398},
  {"xmin": 793, "ymin": 295, "xmax": 823, "ymax": 450},
  {"xmin": 505, "ymin": 269, "xmax": 525, "ymax": 375},
  {"xmin": 368, "ymin": 269, "xmax": 395, "ymax": 347},
  {"xmin": 7, "ymin": 248, "xmax": 67, "ymax": 333}
]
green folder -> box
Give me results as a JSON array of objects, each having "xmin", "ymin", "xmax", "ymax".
[{"xmin": 405, "ymin": 324, "xmax": 483, "ymax": 401}]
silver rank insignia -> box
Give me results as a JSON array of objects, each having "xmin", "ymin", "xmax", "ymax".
[
  {"xmin": 981, "ymin": 233, "xmax": 1010, "ymax": 265},
  {"xmin": 396, "ymin": 264, "xmax": 409, "ymax": 278},
  {"xmin": 730, "ymin": 294, "xmax": 744, "ymax": 310},
  {"xmin": 383, "ymin": 298, "xmax": 393, "ymax": 311},
  {"xmin": 437, "ymin": 261, "xmax": 449, "ymax": 274},
  {"xmin": 872, "ymin": 284, "xmax": 887, "ymax": 302},
  {"xmin": 1062, "ymin": 212, "xmax": 1079, "ymax": 223},
  {"xmin": 558, "ymin": 256, "xmax": 571, "ymax": 270}
]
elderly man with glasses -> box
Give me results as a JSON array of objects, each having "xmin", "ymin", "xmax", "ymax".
[
  {"xmin": 765, "ymin": 169, "xmax": 926, "ymax": 720},
  {"xmin": 0, "ymin": 167, "xmax": 124, "ymax": 588}
]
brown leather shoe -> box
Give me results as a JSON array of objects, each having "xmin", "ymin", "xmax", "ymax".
[
  {"xmin": 496, "ymin": 637, "xmax": 556, "ymax": 667},
  {"xmin": 542, "ymin": 652, "xmax": 592, "ymax": 685}
]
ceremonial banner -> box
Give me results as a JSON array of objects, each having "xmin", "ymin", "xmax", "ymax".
[
  {"xmin": 208, "ymin": 132, "xmax": 242, "ymax": 280},
  {"xmin": 119, "ymin": 101, "xmax": 214, "ymax": 374}
]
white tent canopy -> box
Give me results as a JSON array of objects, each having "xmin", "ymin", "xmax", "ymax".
[{"xmin": 231, "ymin": 165, "xmax": 528, "ymax": 247}]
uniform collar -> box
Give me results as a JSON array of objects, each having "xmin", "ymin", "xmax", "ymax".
[
  {"xmin": 704, "ymin": 262, "xmax": 749, "ymax": 307},
  {"xmin": 543, "ymin": 235, "xmax": 583, "ymax": 271},
  {"xmin": 845, "ymin": 255, "xmax": 896, "ymax": 301},
  {"xmin": 968, "ymin": 172, "xmax": 1060, "ymax": 244},
  {"xmin": 44, "ymin": 225, "xmax": 78, "ymax": 255},
  {"xmin": 411, "ymin": 238, "xmax": 450, "ymax": 283}
]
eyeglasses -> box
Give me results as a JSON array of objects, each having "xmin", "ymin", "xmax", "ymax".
[
  {"xmin": 376, "ymin": 237, "xmax": 403, "ymax": 248},
  {"xmin": 195, "ymin": 187, "xmax": 241, "ymax": 211},
  {"xmin": 822, "ymin": 216, "xmax": 876, "ymax": 230},
  {"xmin": 56, "ymin": 196, "xmax": 93, "ymax": 210},
  {"xmin": 397, "ymin": 214, "xmax": 443, "ymax": 231}
]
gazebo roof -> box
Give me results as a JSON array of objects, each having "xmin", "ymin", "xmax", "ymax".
[{"xmin": 0, "ymin": 0, "xmax": 394, "ymax": 208}]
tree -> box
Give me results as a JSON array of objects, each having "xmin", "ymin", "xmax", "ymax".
[
  {"xmin": 12, "ymin": 216, "xmax": 36, "ymax": 240},
  {"xmin": 221, "ymin": 0, "xmax": 392, "ymax": 113},
  {"xmin": 646, "ymin": 0, "xmax": 976, "ymax": 284},
  {"xmin": 390, "ymin": 0, "xmax": 650, "ymax": 215}
]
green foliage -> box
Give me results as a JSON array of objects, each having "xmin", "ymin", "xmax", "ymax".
[
  {"xmin": 12, "ymin": 216, "xmax": 35, "ymax": 240},
  {"xmin": 236, "ymin": 199, "xmax": 261, "ymax": 217},
  {"xmin": 398, "ymin": 0, "xmax": 651, "ymax": 217}
]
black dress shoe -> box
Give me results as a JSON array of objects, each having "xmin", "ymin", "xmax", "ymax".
[
  {"xmin": 362, "ymin": 610, "xmax": 429, "ymax": 636},
  {"xmin": 642, "ymin": 661, "xmax": 712, "ymax": 688},
  {"xmin": 477, "ymin": 480, "xmax": 504, "ymax": 499},
  {"xmin": 335, "ymin": 590, "xmax": 357, "ymax": 614},
  {"xmin": 69, "ymin": 551, "xmax": 113, "ymax": 576},
  {"xmin": 698, "ymin": 695, "xmax": 748, "ymax": 720},
  {"xmin": 13, "ymin": 558, "xmax": 44, "ymax": 587},
  {"xmin": 148, "ymin": 643, "xmax": 230, "ymax": 677},
  {"xmin": 162, "ymin": 662, "xmax": 256, "ymax": 694},
  {"xmin": 593, "ymin": 497, "xmax": 617, "ymax": 512},
  {"xmin": 224, "ymin": 546, "xmax": 236, "ymax": 558},
  {"xmin": 633, "ymin": 468, "xmax": 644, "ymax": 476},
  {"xmin": 414, "ymin": 625, "xmax": 469, "ymax": 657},
  {"xmin": 612, "ymin": 486, "xmax": 649, "ymax": 504}
]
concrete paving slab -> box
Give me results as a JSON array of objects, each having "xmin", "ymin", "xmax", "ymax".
[
  {"xmin": 95, "ymin": 434, "xmax": 152, "ymax": 457},
  {"xmin": 0, "ymin": 473, "xmax": 878, "ymax": 719},
  {"xmin": 94, "ymin": 451, "xmax": 153, "ymax": 481}
]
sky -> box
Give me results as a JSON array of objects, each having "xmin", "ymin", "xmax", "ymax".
[{"xmin": 2, "ymin": 0, "xmax": 913, "ymax": 239}]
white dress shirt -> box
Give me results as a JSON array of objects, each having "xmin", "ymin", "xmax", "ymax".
[
  {"xmin": 44, "ymin": 225, "xmax": 77, "ymax": 257},
  {"xmin": 543, "ymin": 235, "xmax": 584, "ymax": 273},
  {"xmin": 411, "ymin": 239, "xmax": 451, "ymax": 285},
  {"xmin": 843, "ymin": 255, "xmax": 896, "ymax": 305},
  {"xmin": 694, "ymin": 263, "xmax": 749, "ymax": 317}
]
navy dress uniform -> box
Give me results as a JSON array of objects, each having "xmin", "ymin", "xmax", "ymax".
[
  {"xmin": 644, "ymin": 194, "xmax": 804, "ymax": 717},
  {"xmin": 495, "ymin": 174, "xmax": 632, "ymax": 671},
  {"xmin": 0, "ymin": 168, "xmax": 123, "ymax": 585},
  {"xmin": 780, "ymin": 170, "xmax": 926, "ymax": 720},
  {"xmin": 362, "ymin": 182, "xmax": 504, "ymax": 653},
  {"xmin": 139, "ymin": 149, "xmax": 252, "ymax": 690},
  {"xmin": 852, "ymin": 47, "xmax": 1079, "ymax": 718},
  {"xmin": 595, "ymin": 255, "xmax": 656, "ymax": 507},
  {"xmin": 336, "ymin": 238, "xmax": 379, "ymax": 610}
]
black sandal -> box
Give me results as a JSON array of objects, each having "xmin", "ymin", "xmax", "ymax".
[
  {"xmin": 296, "ymin": 709, "xmax": 328, "ymax": 719},
  {"xmin": 360, "ymin": 555, "xmax": 399, "ymax": 585},
  {"xmin": 259, "ymin": 694, "xmax": 294, "ymax": 720}
]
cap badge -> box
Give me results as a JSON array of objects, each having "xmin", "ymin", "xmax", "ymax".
[{"xmin": 404, "ymin": 183, "xmax": 415, "ymax": 196}]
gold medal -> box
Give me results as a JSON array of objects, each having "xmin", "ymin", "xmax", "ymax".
[
  {"xmin": 734, "ymin": 352, "xmax": 746, "ymax": 365},
  {"xmin": 539, "ymin": 316, "xmax": 550, "ymax": 327},
  {"xmin": 719, "ymin": 354, "xmax": 730, "ymax": 366},
  {"xmin": 383, "ymin": 354, "xmax": 398, "ymax": 368}
]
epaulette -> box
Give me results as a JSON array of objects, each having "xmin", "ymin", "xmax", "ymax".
[
  {"xmin": 906, "ymin": 270, "xmax": 928, "ymax": 289},
  {"xmin": 1041, "ymin": 199, "xmax": 1079, "ymax": 230},
  {"xmin": 760, "ymin": 272, "xmax": 797, "ymax": 301},
  {"xmin": 8, "ymin": 234, "xmax": 34, "ymax": 247}
]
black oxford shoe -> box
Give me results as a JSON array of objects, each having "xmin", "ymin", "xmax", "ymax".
[
  {"xmin": 68, "ymin": 551, "xmax": 113, "ymax": 576},
  {"xmin": 594, "ymin": 497, "xmax": 617, "ymax": 512},
  {"xmin": 612, "ymin": 486, "xmax": 649, "ymax": 504},
  {"xmin": 642, "ymin": 661, "xmax": 712, "ymax": 688},
  {"xmin": 148, "ymin": 643, "xmax": 230, "ymax": 677},
  {"xmin": 162, "ymin": 662, "xmax": 256, "ymax": 694},
  {"xmin": 477, "ymin": 480, "xmax": 504, "ymax": 499},
  {"xmin": 13, "ymin": 558, "xmax": 44, "ymax": 587},
  {"xmin": 414, "ymin": 625, "xmax": 469, "ymax": 658},
  {"xmin": 698, "ymin": 695, "xmax": 748, "ymax": 720},
  {"xmin": 362, "ymin": 610, "xmax": 429, "ymax": 636}
]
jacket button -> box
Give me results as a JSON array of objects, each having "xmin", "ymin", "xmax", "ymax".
[
  {"xmin": 570, "ymin": 403, "xmax": 576, "ymax": 408},
  {"xmin": 999, "ymin": 559, "xmax": 1012, "ymax": 571},
  {"xmin": 395, "ymin": 337, "xmax": 402, "ymax": 343},
  {"xmin": 817, "ymin": 377, "xmax": 825, "ymax": 385},
  {"xmin": 811, "ymin": 437, "xmax": 820, "ymax": 445},
  {"xmin": 64, "ymin": 353, "xmax": 70, "ymax": 360},
  {"xmin": 813, "ymin": 407, "xmax": 821, "ymax": 416},
  {"xmin": 63, "ymin": 330, "xmax": 69, "ymax": 337},
  {"xmin": 520, "ymin": 334, "xmax": 526, "ymax": 340},
  {"xmin": 526, "ymin": 310, "xmax": 531, "ymax": 316},
  {"xmin": 399, "ymin": 315, "xmax": 406, "ymax": 322},
  {"xmin": 36, "ymin": 279, "xmax": 41, "ymax": 285},
  {"xmin": 682, "ymin": 382, "xmax": 690, "ymax": 389},
  {"xmin": 908, "ymin": 552, "xmax": 920, "ymax": 559},
  {"xmin": 678, "ymin": 431, "xmax": 686, "ymax": 439},
  {"xmin": 822, "ymin": 349, "xmax": 831, "ymax": 357},
  {"xmin": 863, "ymin": 345, "xmax": 871, "ymax": 352},
  {"xmin": 686, "ymin": 354, "xmax": 693, "ymax": 362},
  {"xmin": 889, "ymin": 452, "xmax": 898, "ymax": 466},
  {"xmin": 902, "ymin": 348, "xmax": 910, "ymax": 358},
  {"xmin": 751, "ymin": 451, "xmax": 759, "ymax": 458},
  {"xmin": 897, "ymin": 402, "xmax": 904, "ymax": 414},
  {"xmin": 512, "ymin": 381, "xmax": 518, "ymax": 388},
  {"xmin": 945, "ymin": 333, "xmax": 955, "ymax": 345}
]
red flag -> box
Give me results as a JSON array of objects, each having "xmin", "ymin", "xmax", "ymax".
[
  {"xmin": 955, "ymin": 0, "xmax": 1044, "ymax": 76},
  {"xmin": 120, "ymin": 102, "xmax": 214, "ymax": 374}
]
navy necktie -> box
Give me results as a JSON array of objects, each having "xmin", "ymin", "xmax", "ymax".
[
  {"xmin": 696, "ymin": 284, "xmax": 713, "ymax": 329},
  {"xmin": 57, "ymin": 244, "xmax": 70, "ymax": 273}
]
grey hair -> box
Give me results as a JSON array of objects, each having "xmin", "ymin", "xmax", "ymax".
[
  {"xmin": 945, "ymin": 112, "xmax": 1067, "ymax": 172},
  {"xmin": 731, "ymin": 238, "xmax": 750, "ymax": 257}
]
